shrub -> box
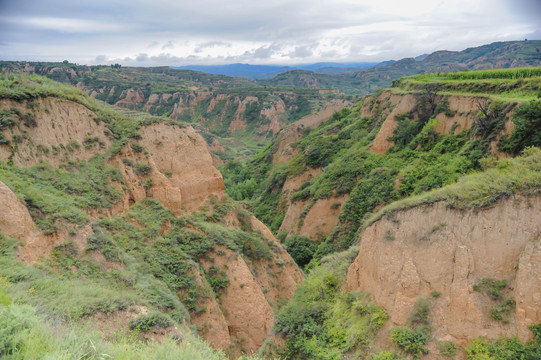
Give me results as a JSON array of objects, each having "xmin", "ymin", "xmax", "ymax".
[
  {"xmin": 134, "ymin": 162, "xmax": 152, "ymax": 175},
  {"xmin": 130, "ymin": 142, "xmax": 144, "ymax": 153},
  {"xmin": 437, "ymin": 340, "xmax": 458, "ymax": 357},
  {"xmin": 499, "ymin": 100, "xmax": 541, "ymax": 154},
  {"xmin": 121, "ymin": 158, "xmax": 133, "ymax": 166},
  {"xmin": 284, "ymin": 235, "xmax": 316, "ymax": 267},
  {"xmin": 129, "ymin": 311, "xmax": 173, "ymax": 332},
  {"xmin": 391, "ymin": 327, "xmax": 429, "ymax": 359}
]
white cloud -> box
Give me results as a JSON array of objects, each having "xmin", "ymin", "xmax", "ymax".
[{"xmin": 0, "ymin": 0, "xmax": 538, "ymax": 65}]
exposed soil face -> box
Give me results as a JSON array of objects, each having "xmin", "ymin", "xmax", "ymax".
[
  {"xmin": 363, "ymin": 90, "xmax": 517, "ymax": 155},
  {"xmin": 273, "ymin": 99, "xmax": 352, "ymax": 163},
  {"xmin": 200, "ymin": 246, "xmax": 274, "ymax": 356},
  {"xmin": 0, "ymin": 98, "xmax": 112, "ymax": 167},
  {"xmin": 191, "ymin": 216, "xmax": 303, "ymax": 356},
  {"xmin": 139, "ymin": 123, "xmax": 225, "ymax": 212},
  {"xmin": 0, "ymin": 180, "xmax": 34, "ymax": 239},
  {"xmin": 346, "ymin": 195, "xmax": 541, "ymax": 357}
]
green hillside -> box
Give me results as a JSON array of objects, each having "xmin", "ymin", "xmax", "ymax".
[
  {"xmin": 223, "ymin": 67, "xmax": 541, "ymax": 258},
  {"xmin": 0, "ymin": 74, "xmax": 284, "ymax": 359},
  {"xmin": 259, "ymin": 40, "xmax": 541, "ymax": 95}
]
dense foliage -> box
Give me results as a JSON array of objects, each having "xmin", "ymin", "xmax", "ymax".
[
  {"xmin": 224, "ymin": 89, "xmax": 531, "ymax": 261},
  {"xmin": 272, "ymin": 248, "xmax": 388, "ymax": 359}
]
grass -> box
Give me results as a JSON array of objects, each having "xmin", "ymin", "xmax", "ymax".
[
  {"xmin": 0, "ymin": 196, "xmax": 278, "ymax": 359},
  {"xmin": 0, "ymin": 301, "xmax": 236, "ymax": 360},
  {"xmin": 366, "ymin": 147, "xmax": 541, "ymax": 227},
  {"xmin": 393, "ymin": 67, "xmax": 541, "ymax": 102},
  {"xmin": 271, "ymin": 246, "xmax": 389, "ymax": 359}
]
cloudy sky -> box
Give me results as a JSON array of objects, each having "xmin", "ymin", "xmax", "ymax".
[{"xmin": 0, "ymin": 0, "xmax": 540, "ymax": 66}]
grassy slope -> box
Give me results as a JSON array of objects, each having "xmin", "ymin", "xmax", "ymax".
[{"xmin": 0, "ymin": 74, "xmax": 278, "ymax": 359}]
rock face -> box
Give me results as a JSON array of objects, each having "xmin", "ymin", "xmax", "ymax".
[{"xmin": 346, "ymin": 195, "xmax": 541, "ymax": 351}]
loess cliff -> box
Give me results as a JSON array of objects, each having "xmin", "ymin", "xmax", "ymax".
[
  {"xmin": 347, "ymin": 195, "xmax": 541, "ymax": 357},
  {"xmin": 0, "ymin": 76, "xmax": 303, "ymax": 357}
]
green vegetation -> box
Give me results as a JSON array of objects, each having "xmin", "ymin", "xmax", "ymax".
[
  {"xmin": 272, "ymin": 247, "xmax": 388, "ymax": 359},
  {"xmin": 367, "ymin": 146, "xmax": 541, "ymax": 226},
  {"xmin": 229, "ymin": 88, "xmax": 540, "ymax": 258},
  {"xmin": 0, "ymin": 192, "xmax": 281, "ymax": 359},
  {"xmin": 499, "ymin": 100, "xmax": 541, "ymax": 154},
  {"xmin": 437, "ymin": 340, "xmax": 458, "ymax": 357},
  {"xmin": 466, "ymin": 324, "xmax": 541, "ymax": 360},
  {"xmin": 394, "ymin": 67, "xmax": 541, "ymax": 101},
  {"xmin": 284, "ymin": 235, "xmax": 317, "ymax": 267},
  {"xmin": 0, "ymin": 156, "xmax": 122, "ymax": 233},
  {"xmin": 390, "ymin": 298, "xmax": 432, "ymax": 358},
  {"xmin": 473, "ymin": 279, "xmax": 515, "ymax": 323}
]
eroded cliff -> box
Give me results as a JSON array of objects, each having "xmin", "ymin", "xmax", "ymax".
[
  {"xmin": 0, "ymin": 92, "xmax": 303, "ymax": 356},
  {"xmin": 346, "ymin": 195, "xmax": 541, "ymax": 356}
]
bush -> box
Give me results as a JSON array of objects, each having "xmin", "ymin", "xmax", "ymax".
[
  {"xmin": 437, "ymin": 340, "xmax": 458, "ymax": 357},
  {"xmin": 129, "ymin": 311, "xmax": 173, "ymax": 332},
  {"xmin": 134, "ymin": 162, "xmax": 152, "ymax": 175},
  {"xmin": 130, "ymin": 142, "xmax": 144, "ymax": 153},
  {"xmin": 284, "ymin": 235, "xmax": 317, "ymax": 267},
  {"xmin": 499, "ymin": 100, "xmax": 541, "ymax": 155},
  {"xmin": 391, "ymin": 327, "xmax": 429, "ymax": 359}
]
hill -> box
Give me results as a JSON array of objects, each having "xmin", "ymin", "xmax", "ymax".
[
  {"xmin": 243, "ymin": 67, "xmax": 541, "ymax": 359},
  {"xmin": 0, "ymin": 73, "xmax": 303, "ymax": 358},
  {"xmin": 0, "ymin": 61, "xmax": 349, "ymax": 160},
  {"xmin": 259, "ymin": 40, "xmax": 541, "ymax": 95},
  {"xmin": 172, "ymin": 62, "xmax": 377, "ymax": 79}
]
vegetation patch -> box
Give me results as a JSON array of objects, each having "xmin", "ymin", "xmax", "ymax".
[
  {"xmin": 473, "ymin": 278, "xmax": 515, "ymax": 323},
  {"xmin": 273, "ymin": 247, "xmax": 388, "ymax": 359}
]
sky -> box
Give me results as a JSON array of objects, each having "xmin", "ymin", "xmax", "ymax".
[{"xmin": 0, "ymin": 0, "xmax": 540, "ymax": 66}]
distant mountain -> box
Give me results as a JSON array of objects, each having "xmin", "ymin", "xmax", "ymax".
[
  {"xmin": 259, "ymin": 40, "xmax": 541, "ymax": 95},
  {"xmin": 172, "ymin": 62, "xmax": 377, "ymax": 79}
]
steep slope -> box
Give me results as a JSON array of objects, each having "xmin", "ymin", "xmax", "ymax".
[
  {"xmin": 0, "ymin": 73, "xmax": 303, "ymax": 358},
  {"xmin": 346, "ymin": 149, "xmax": 541, "ymax": 358},
  {"xmin": 347, "ymin": 195, "xmax": 541, "ymax": 345},
  {"xmin": 268, "ymin": 148, "xmax": 541, "ymax": 360},
  {"xmin": 232, "ymin": 68, "xmax": 540, "ymax": 268},
  {"xmin": 0, "ymin": 62, "xmax": 346, "ymax": 156}
]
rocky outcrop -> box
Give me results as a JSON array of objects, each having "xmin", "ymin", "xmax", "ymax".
[{"xmin": 346, "ymin": 195, "xmax": 541, "ymax": 354}]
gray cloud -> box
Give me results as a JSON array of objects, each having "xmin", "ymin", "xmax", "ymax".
[
  {"xmin": 162, "ymin": 41, "xmax": 174, "ymax": 50},
  {"xmin": 289, "ymin": 45, "xmax": 314, "ymax": 58},
  {"xmin": 0, "ymin": 0, "xmax": 538, "ymax": 65}
]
